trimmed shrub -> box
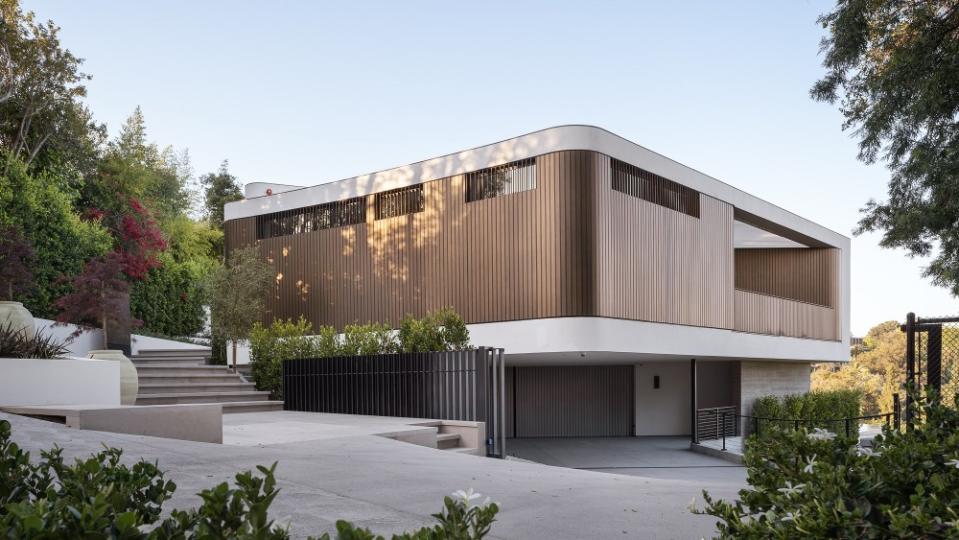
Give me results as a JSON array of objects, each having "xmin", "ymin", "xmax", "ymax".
[
  {"xmin": 751, "ymin": 389, "xmax": 861, "ymax": 434},
  {"xmin": 398, "ymin": 307, "xmax": 470, "ymax": 353},
  {"xmin": 250, "ymin": 309, "xmax": 471, "ymax": 399},
  {"xmin": 249, "ymin": 317, "xmax": 321, "ymax": 399},
  {"xmin": 131, "ymin": 256, "xmax": 210, "ymax": 337},
  {"xmin": 697, "ymin": 393, "xmax": 959, "ymax": 538},
  {"xmin": 0, "ymin": 419, "xmax": 499, "ymax": 539}
]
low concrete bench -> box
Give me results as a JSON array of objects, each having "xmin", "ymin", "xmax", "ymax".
[{"xmin": 0, "ymin": 404, "xmax": 223, "ymax": 444}]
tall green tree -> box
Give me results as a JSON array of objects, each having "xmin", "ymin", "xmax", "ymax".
[
  {"xmin": 0, "ymin": 0, "xmax": 103, "ymax": 178},
  {"xmin": 201, "ymin": 161, "xmax": 243, "ymax": 231},
  {"xmin": 813, "ymin": 1, "xmax": 959, "ymax": 294},
  {"xmin": 204, "ymin": 246, "xmax": 272, "ymax": 371}
]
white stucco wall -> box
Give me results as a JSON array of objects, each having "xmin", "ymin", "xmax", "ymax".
[
  {"xmin": 635, "ymin": 362, "xmax": 691, "ymax": 436},
  {"xmin": 0, "ymin": 358, "xmax": 120, "ymax": 406},
  {"xmin": 34, "ymin": 317, "xmax": 103, "ymax": 357}
]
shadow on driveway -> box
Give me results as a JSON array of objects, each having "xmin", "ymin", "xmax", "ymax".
[{"xmin": 508, "ymin": 436, "xmax": 746, "ymax": 482}]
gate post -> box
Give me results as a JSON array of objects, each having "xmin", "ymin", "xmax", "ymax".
[
  {"xmin": 928, "ymin": 324, "xmax": 942, "ymax": 400},
  {"xmin": 904, "ymin": 312, "xmax": 916, "ymax": 429},
  {"xmin": 690, "ymin": 358, "xmax": 698, "ymax": 444}
]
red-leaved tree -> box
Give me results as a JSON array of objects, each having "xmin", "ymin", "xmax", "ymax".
[
  {"xmin": 54, "ymin": 252, "xmax": 135, "ymax": 349},
  {"xmin": 0, "ymin": 226, "xmax": 35, "ymax": 302},
  {"xmin": 55, "ymin": 197, "xmax": 162, "ymax": 347}
]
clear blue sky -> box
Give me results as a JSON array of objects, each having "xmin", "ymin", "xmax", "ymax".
[{"xmin": 27, "ymin": 0, "xmax": 957, "ymax": 335}]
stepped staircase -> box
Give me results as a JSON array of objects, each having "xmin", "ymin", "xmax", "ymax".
[{"xmin": 133, "ymin": 349, "xmax": 283, "ymax": 413}]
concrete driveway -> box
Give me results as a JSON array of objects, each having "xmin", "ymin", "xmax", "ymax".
[
  {"xmin": 508, "ymin": 437, "xmax": 745, "ymax": 482},
  {"xmin": 2, "ymin": 411, "xmax": 746, "ymax": 539}
]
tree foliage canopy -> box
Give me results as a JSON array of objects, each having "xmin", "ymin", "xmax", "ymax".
[
  {"xmin": 812, "ymin": 320, "xmax": 905, "ymax": 417},
  {"xmin": 813, "ymin": 1, "xmax": 959, "ymax": 294}
]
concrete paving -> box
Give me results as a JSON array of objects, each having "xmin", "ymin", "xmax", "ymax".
[
  {"xmin": 507, "ymin": 437, "xmax": 746, "ymax": 482},
  {"xmin": 2, "ymin": 411, "xmax": 747, "ymax": 539}
]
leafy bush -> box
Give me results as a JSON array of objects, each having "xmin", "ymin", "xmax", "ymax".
[
  {"xmin": 0, "ymin": 154, "xmax": 112, "ymax": 317},
  {"xmin": 131, "ymin": 255, "xmax": 210, "ymax": 337},
  {"xmin": 398, "ymin": 307, "xmax": 470, "ymax": 353},
  {"xmin": 250, "ymin": 309, "xmax": 471, "ymax": 399},
  {"xmin": 697, "ymin": 393, "xmax": 959, "ymax": 538},
  {"xmin": 0, "ymin": 419, "xmax": 499, "ymax": 539},
  {"xmin": 0, "ymin": 322, "xmax": 70, "ymax": 359},
  {"xmin": 249, "ymin": 317, "xmax": 321, "ymax": 398},
  {"xmin": 751, "ymin": 389, "xmax": 861, "ymax": 435}
]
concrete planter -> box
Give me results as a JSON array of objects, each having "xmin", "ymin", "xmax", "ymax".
[
  {"xmin": 87, "ymin": 350, "xmax": 138, "ymax": 405},
  {"xmin": 0, "ymin": 301, "xmax": 35, "ymax": 337},
  {"xmin": 0, "ymin": 358, "xmax": 120, "ymax": 406}
]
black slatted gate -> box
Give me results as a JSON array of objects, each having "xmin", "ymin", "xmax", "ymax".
[{"xmin": 282, "ymin": 347, "xmax": 506, "ymax": 457}]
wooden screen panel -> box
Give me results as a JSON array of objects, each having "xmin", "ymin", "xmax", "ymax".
[
  {"xmin": 593, "ymin": 153, "xmax": 735, "ymax": 329},
  {"xmin": 735, "ymin": 248, "xmax": 839, "ymax": 308},
  {"xmin": 734, "ymin": 289, "xmax": 838, "ymax": 341},
  {"xmin": 223, "ymin": 217, "xmax": 255, "ymax": 258}
]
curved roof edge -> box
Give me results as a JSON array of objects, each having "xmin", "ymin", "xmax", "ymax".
[{"xmin": 224, "ymin": 125, "xmax": 849, "ymax": 248}]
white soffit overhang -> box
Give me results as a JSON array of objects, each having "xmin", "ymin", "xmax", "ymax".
[{"xmin": 734, "ymin": 221, "xmax": 807, "ymax": 249}]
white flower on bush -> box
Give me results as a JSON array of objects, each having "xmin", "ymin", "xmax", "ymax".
[
  {"xmin": 947, "ymin": 458, "xmax": 959, "ymax": 469},
  {"xmin": 451, "ymin": 488, "xmax": 490, "ymax": 508},
  {"xmin": 807, "ymin": 428, "xmax": 836, "ymax": 441},
  {"xmin": 781, "ymin": 510, "xmax": 801, "ymax": 523},
  {"xmin": 803, "ymin": 454, "xmax": 817, "ymax": 474},
  {"xmin": 777, "ymin": 481, "xmax": 805, "ymax": 497},
  {"xmin": 857, "ymin": 446, "xmax": 882, "ymax": 458}
]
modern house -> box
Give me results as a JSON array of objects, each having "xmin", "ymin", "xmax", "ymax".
[{"xmin": 223, "ymin": 125, "xmax": 850, "ymax": 439}]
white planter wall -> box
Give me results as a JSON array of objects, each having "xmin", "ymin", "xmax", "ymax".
[
  {"xmin": 34, "ymin": 318, "xmax": 104, "ymax": 358},
  {"xmin": 0, "ymin": 358, "xmax": 121, "ymax": 406},
  {"xmin": 131, "ymin": 334, "xmax": 209, "ymax": 355}
]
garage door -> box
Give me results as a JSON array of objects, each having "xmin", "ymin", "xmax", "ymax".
[{"xmin": 507, "ymin": 366, "xmax": 634, "ymax": 437}]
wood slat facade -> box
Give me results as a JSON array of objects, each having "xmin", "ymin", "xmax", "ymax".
[{"xmin": 224, "ymin": 150, "xmax": 842, "ymax": 341}]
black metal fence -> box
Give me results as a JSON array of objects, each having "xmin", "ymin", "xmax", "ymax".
[
  {"xmin": 902, "ymin": 313, "xmax": 959, "ymax": 425},
  {"xmin": 282, "ymin": 347, "xmax": 507, "ymax": 457}
]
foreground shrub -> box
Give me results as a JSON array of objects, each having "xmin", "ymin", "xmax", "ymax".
[
  {"xmin": 0, "ymin": 419, "xmax": 499, "ymax": 539},
  {"xmin": 751, "ymin": 389, "xmax": 861, "ymax": 435},
  {"xmin": 697, "ymin": 393, "xmax": 959, "ymax": 538}
]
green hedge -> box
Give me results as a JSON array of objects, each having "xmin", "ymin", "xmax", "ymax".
[
  {"xmin": 131, "ymin": 256, "xmax": 212, "ymax": 337},
  {"xmin": 752, "ymin": 389, "xmax": 862, "ymax": 435},
  {"xmin": 249, "ymin": 308, "xmax": 470, "ymax": 399}
]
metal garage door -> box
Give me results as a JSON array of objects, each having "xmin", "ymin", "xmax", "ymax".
[{"xmin": 507, "ymin": 366, "xmax": 634, "ymax": 437}]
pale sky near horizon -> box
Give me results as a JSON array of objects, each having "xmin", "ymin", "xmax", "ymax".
[{"xmin": 26, "ymin": 1, "xmax": 957, "ymax": 335}]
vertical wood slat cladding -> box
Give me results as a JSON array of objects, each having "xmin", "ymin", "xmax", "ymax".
[
  {"xmin": 592, "ymin": 153, "xmax": 735, "ymax": 329},
  {"xmin": 734, "ymin": 290, "xmax": 838, "ymax": 341},
  {"xmin": 228, "ymin": 151, "xmax": 594, "ymax": 328},
  {"xmin": 223, "ymin": 150, "xmax": 837, "ymax": 341},
  {"xmin": 735, "ymin": 248, "xmax": 839, "ymax": 307}
]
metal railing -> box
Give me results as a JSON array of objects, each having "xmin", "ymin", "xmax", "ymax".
[{"xmin": 695, "ymin": 394, "xmax": 902, "ymax": 452}]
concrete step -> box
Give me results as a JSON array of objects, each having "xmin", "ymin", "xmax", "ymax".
[
  {"xmin": 135, "ymin": 390, "xmax": 272, "ymax": 405},
  {"xmin": 436, "ymin": 432, "xmax": 461, "ymax": 450},
  {"xmin": 221, "ymin": 401, "xmax": 284, "ymax": 413},
  {"xmin": 135, "ymin": 365, "xmax": 234, "ymax": 377},
  {"xmin": 133, "ymin": 359, "xmax": 206, "ymax": 369},
  {"xmin": 134, "ymin": 348, "xmax": 211, "ymax": 357},
  {"xmin": 138, "ymin": 374, "xmax": 242, "ymax": 384},
  {"xmin": 137, "ymin": 382, "xmax": 257, "ymax": 394}
]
